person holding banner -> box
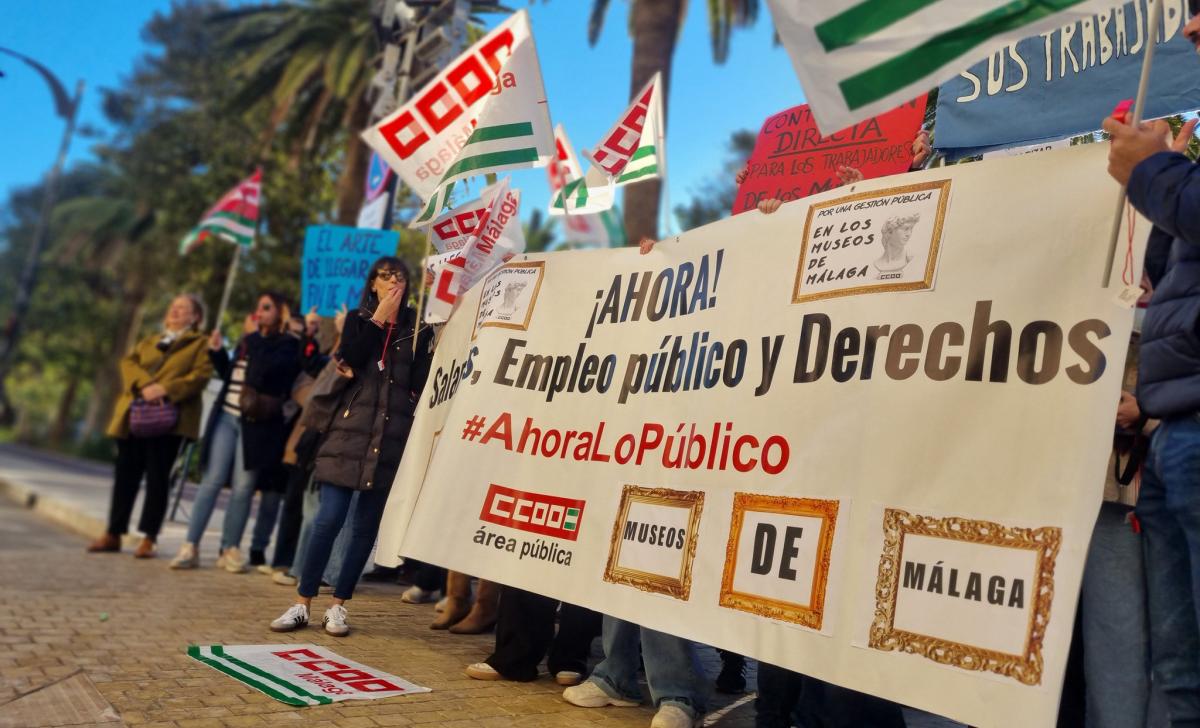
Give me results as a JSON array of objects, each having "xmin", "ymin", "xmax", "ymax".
[
  {"xmin": 169, "ymin": 293, "xmax": 301, "ymax": 572},
  {"xmin": 269, "ymin": 257, "xmax": 434, "ymax": 637}
]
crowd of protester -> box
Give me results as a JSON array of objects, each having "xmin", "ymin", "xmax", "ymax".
[{"xmin": 84, "ymin": 18, "xmax": 1200, "ymax": 726}]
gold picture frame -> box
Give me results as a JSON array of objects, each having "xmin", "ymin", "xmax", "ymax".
[
  {"xmin": 603, "ymin": 485, "xmax": 705, "ymax": 600},
  {"xmin": 791, "ymin": 179, "xmax": 951, "ymax": 304},
  {"xmin": 868, "ymin": 508, "xmax": 1062, "ymax": 686},
  {"xmin": 472, "ymin": 260, "xmax": 545, "ymax": 340},
  {"xmin": 718, "ymin": 493, "xmax": 839, "ymax": 630}
]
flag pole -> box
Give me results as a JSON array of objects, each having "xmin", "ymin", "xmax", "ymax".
[
  {"xmin": 1101, "ymin": 0, "xmax": 1163, "ymax": 287},
  {"xmin": 412, "ymin": 227, "xmax": 433, "ymax": 354},
  {"xmin": 214, "ymin": 244, "xmax": 243, "ymax": 333}
]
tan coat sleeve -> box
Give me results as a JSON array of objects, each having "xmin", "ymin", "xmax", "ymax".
[
  {"xmin": 117, "ymin": 339, "xmax": 154, "ymax": 395},
  {"xmin": 160, "ymin": 339, "xmax": 215, "ymax": 404}
]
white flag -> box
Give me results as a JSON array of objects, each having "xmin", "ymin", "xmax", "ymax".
[
  {"xmin": 361, "ymin": 10, "xmax": 554, "ymax": 226},
  {"xmin": 583, "ymin": 72, "xmax": 665, "ymax": 186},
  {"xmin": 546, "ymin": 125, "xmax": 624, "ymax": 246}
]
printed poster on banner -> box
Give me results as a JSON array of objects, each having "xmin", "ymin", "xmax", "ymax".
[
  {"xmin": 733, "ymin": 98, "xmax": 925, "ymax": 215},
  {"xmin": 360, "ymin": 10, "xmax": 554, "ymax": 226},
  {"xmin": 187, "ymin": 644, "xmax": 430, "ymax": 706},
  {"xmin": 936, "ymin": 0, "xmax": 1200, "ymax": 157},
  {"xmin": 377, "ymin": 144, "xmax": 1147, "ymax": 728},
  {"xmin": 301, "ymin": 225, "xmax": 400, "ymax": 316}
]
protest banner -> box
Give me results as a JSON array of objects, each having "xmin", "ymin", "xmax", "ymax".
[
  {"xmin": 732, "ymin": 99, "xmax": 925, "ymax": 215},
  {"xmin": 936, "ymin": 0, "xmax": 1200, "ymax": 158},
  {"xmin": 377, "ymin": 144, "xmax": 1147, "ymax": 728},
  {"xmin": 301, "ymin": 225, "xmax": 399, "ymax": 317},
  {"xmin": 188, "ymin": 644, "xmax": 429, "ymax": 706},
  {"xmin": 765, "ymin": 0, "xmax": 1126, "ymax": 134}
]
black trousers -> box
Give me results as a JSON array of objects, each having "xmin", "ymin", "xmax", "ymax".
[
  {"xmin": 755, "ymin": 662, "xmax": 907, "ymax": 728},
  {"xmin": 270, "ymin": 464, "xmax": 309, "ymax": 569},
  {"xmin": 106, "ymin": 435, "xmax": 182, "ymax": 540},
  {"xmin": 485, "ymin": 586, "xmax": 601, "ymax": 681},
  {"xmin": 410, "ymin": 560, "xmax": 446, "ymax": 591}
]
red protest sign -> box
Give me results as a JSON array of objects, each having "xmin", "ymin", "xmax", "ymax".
[{"xmin": 732, "ymin": 96, "xmax": 927, "ymax": 215}]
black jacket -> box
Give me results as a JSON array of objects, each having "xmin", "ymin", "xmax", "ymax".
[
  {"xmin": 200, "ymin": 331, "xmax": 302, "ymax": 472},
  {"xmin": 313, "ymin": 306, "xmax": 434, "ymax": 491}
]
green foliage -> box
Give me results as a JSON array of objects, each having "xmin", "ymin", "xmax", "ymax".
[{"xmin": 673, "ymin": 128, "xmax": 756, "ymax": 230}]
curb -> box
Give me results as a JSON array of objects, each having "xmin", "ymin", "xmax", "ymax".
[{"xmin": 0, "ymin": 476, "xmax": 137, "ymax": 547}]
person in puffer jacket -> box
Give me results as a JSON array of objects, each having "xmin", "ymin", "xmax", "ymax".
[
  {"xmin": 268, "ymin": 256, "xmax": 434, "ymax": 637},
  {"xmin": 1104, "ymin": 52, "xmax": 1200, "ymax": 723}
]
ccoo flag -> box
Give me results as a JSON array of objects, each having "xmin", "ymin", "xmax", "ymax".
[
  {"xmin": 179, "ymin": 169, "xmax": 261, "ymax": 254},
  {"xmin": 361, "ymin": 10, "xmax": 554, "ymax": 227},
  {"xmin": 545, "ymin": 124, "xmax": 624, "ymax": 247},
  {"xmin": 765, "ymin": 0, "xmax": 1124, "ymax": 134}
]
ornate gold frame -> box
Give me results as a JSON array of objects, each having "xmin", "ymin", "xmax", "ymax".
[
  {"xmin": 791, "ymin": 179, "xmax": 951, "ymax": 304},
  {"xmin": 603, "ymin": 485, "xmax": 705, "ymax": 600},
  {"xmin": 718, "ymin": 493, "xmax": 839, "ymax": 630},
  {"xmin": 472, "ymin": 260, "xmax": 545, "ymax": 340},
  {"xmin": 868, "ymin": 508, "xmax": 1062, "ymax": 686}
]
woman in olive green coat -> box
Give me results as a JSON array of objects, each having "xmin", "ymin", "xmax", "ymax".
[{"xmin": 87, "ymin": 294, "xmax": 215, "ymax": 557}]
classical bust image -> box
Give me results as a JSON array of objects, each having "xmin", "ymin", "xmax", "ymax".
[
  {"xmin": 500, "ymin": 280, "xmax": 528, "ymax": 312},
  {"xmin": 874, "ymin": 213, "xmax": 921, "ymax": 274}
]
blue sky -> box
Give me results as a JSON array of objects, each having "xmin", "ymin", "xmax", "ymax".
[{"xmin": 0, "ymin": 1, "xmax": 805, "ymax": 229}]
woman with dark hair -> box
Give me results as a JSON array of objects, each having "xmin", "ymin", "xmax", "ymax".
[
  {"xmin": 88, "ymin": 294, "xmax": 213, "ymax": 557},
  {"xmin": 170, "ymin": 291, "xmax": 301, "ymax": 572},
  {"xmin": 270, "ymin": 257, "xmax": 434, "ymax": 636}
]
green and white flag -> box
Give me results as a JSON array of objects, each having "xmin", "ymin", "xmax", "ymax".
[
  {"xmin": 361, "ymin": 10, "xmax": 554, "ymax": 227},
  {"xmin": 583, "ymin": 72, "xmax": 665, "ymax": 187},
  {"xmin": 766, "ymin": 0, "xmax": 1123, "ymax": 134},
  {"xmin": 179, "ymin": 169, "xmax": 261, "ymax": 254}
]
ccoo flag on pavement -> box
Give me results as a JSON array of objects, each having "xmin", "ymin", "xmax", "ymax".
[
  {"xmin": 179, "ymin": 169, "xmax": 261, "ymax": 254},
  {"xmin": 361, "ymin": 10, "xmax": 554, "ymax": 227},
  {"xmin": 765, "ymin": 0, "xmax": 1124, "ymax": 134}
]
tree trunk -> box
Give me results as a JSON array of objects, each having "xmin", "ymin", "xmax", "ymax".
[
  {"xmin": 623, "ymin": 0, "xmax": 683, "ymax": 244},
  {"xmin": 81, "ymin": 285, "xmax": 146, "ymax": 442},
  {"xmin": 335, "ymin": 95, "xmax": 373, "ymax": 226},
  {"xmin": 48, "ymin": 372, "xmax": 80, "ymax": 446}
]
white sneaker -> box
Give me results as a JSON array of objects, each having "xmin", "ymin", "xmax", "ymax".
[
  {"xmin": 270, "ymin": 603, "xmax": 309, "ymax": 632},
  {"xmin": 555, "ymin": 670, "xmax": 583, "ymax": 686},
  {"xmin": 651, "ymin": 705, "xmax": 698, "ymax": 728},
  {"xmin": 434, "ymin": 596, "xmax": 448, "ymax": 613},
  {"xmin": 401, "ymin": 586, "xmax": 440, "ymax": 604},
  {"xmin": 256, "ymin": 564, "xmax": 275, "ymax": 576},
  {"xmin": 562, "ymin": 680, "xmax": 640, "ymax": 708},
  {"xmin": 169, "ymin": 543, "xmax": 198, "ymax": 570},
  {"xmin": 323, "ymin": 604, "xmax": 350, "ymax": 636},
  {"xmin": 465, "ymin": 662, "xmax": 502, "ymax": 681},
  {"xmin": 220, "ymin": 547, "xmax": 247, "ymax": 573},
  {"xmin": 272, "ymin": 571, "xmax": 298, "ymax": 586}
]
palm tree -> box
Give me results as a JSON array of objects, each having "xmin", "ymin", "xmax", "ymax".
[{"xmin": 588, "ymin": 0, "xmax": 760, "ymax": 242}]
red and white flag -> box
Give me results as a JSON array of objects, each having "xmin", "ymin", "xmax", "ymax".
[{"xmin": 179, "ymin": 169, "xmax": 262, "ymax": 254}]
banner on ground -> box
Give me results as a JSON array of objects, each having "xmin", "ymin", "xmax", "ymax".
[
  {"xmin": 377, "ymin": 144, "xmax": 1147, "ymax": 728},
  {"xmin": 301, "ymin": 225, "xmax": 400, "ymax": 317},
  {"xmin": 546, "ymin": 125, "xmax": 625, "ymax": 247},
  {"xmin": 732, "ymin": 98, "xmax": 925, "ymax": 215},
  {"xmin": 360, "ymin": 10, "xmax": 554, "ymax": 226},
  {"xmin": 188, "ymin": 644, "xmax": 430, "ymax": 706},
  {"xmin": 936, "ymin": 0, "xmax": 1200, "ymax": 158},
  {"xmin": 765, "ymin": 0, "xmax": 1125, "ymax": 134},
  {"xmin": 179, "ymin": 169, "xmax": 261, "ymax": 254}
]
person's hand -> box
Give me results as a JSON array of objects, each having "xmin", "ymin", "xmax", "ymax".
[
  {"xmin": 912, "ymin": 130, "xmax": 932, "ymax": 167},
  {"xmin": 242, "ymin": 313, "xmax": 257, "ymax": 334},
  {"xmin": 639, "ymin": 236, "xmax": 657, "ymax": 255},
  {"xmin": 334, "ymin": 304, "xmax": 348, "ymax": 334},
  {"xmin": 335, "ymin": 360, "xmax": 354, "ymax": 379},
  {"xmin": 758, "ymin": 198, "xmax": 783, "ymax": 215},
  {"xmin": 735, "ymin": 165, "xmax": 750, "ymax": 186},
  {"xmin": 1171, "ymin": 118, "xmax": 1199, "ymax": 153},
  {"xmin": 836, "ymin": 166, "xmax": 864, "ymax": 185},
  {"xmin": 208, "ymin": 328, "xmax": 223, "ymax": 351},
  {"xmin": 140, "ymin": 383, "xmax": 167, "ymax": 402},
  {"xmin": 304, "ymin": 305, "xmax": 320, "ymax": 326},
  {"xmin": 372, "ymin": 283, "xmax": 404, "ymax": 324},
  {"xmin": 1103, "ymin": 116, "xmax": 1172, "ymax": 185},
  {"xmin": 1116, "ymin": 391, "xmax": 1142, "ymax": 430},
  {"xmin": 424, "ymin": 269, "xmax": 434, "ymax": 288}
]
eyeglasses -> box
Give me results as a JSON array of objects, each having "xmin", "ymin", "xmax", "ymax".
[
  {"xmin": 376, "ymin": 270, "xmax": 403, "ymax": 282},
  {"xmin": 258, "ymin": 301, "xmax": 274, "ymax": 311}
]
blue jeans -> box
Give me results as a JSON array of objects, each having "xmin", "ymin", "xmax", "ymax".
[
  {"xmin": 323, "ymin": 493, "xmax": 358, "ymax": 587},
  {"xmin": 1137, "ymin": 415, "xmax": 1200, "ymax": 727},
  {"xmin": 288, "ymin": 477, "xmax": 322, "ymax": 578},
  {"xmin": 250, "ymin": 489, "xmax": 283, "ymax": 555},
  {"xmin": 588, "ymin": 616, "xmax": 709, "ymax": 718},
  {"xmin": 186, "ymin": 412, "xmax": 259, "ymax": 550},
  {"xmin": 298, "ymin": 482, "xmax": 391, "ymax": 601}
]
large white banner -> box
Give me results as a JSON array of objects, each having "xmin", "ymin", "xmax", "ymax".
[{"xmin": 378, "ymin": 145, "xmax": 1146, "ymax": 727}]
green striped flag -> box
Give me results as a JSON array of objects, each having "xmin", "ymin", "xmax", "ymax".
[
  {"xmin": 179, "ymin": 169, "xmax": 261, "ymax": 254},
  {"xmin": 766, "ymin": 0, "xmax": 1122, "ymax": 133},
  {"xmin": 583, "ymin": 72, "xmax": 665, "ymax": 188},
  {"xmin": 361, "ymin": 10, "xmax": 554, "ymax": 227}
]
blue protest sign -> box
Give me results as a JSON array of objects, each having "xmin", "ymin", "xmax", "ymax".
[
  {"xmin": 301, "ymin": 225, "xmax": 399, "ymax": 316},
  {"xmin": 935, "ymin": 0, "xmax": 1200, "ymax": 158}
]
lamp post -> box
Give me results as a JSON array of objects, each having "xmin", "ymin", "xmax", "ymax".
[{"xmin": 0, "ymin": 49, "xmax": 83, "ymax": 425}]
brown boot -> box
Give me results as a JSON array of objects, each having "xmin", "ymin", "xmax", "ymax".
[
  {"xmin": 449, "ymin": 579, "xmax": 500, "ymax": 634},
  {"xmin": 431, "ymin": 571, "xmax": 472, "ymax": 630},
  {"xmin": 133, "ymin": 537, "xmax": 157, "ymax": 559},
  {"xmin": 86, "ymin": 533, "xmax": 121, "ymax": 553}
]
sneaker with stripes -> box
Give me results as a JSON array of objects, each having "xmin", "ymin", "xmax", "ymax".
[{"xmin": 269, "ymin": 603, "xmax": 309, "ymax": 632}]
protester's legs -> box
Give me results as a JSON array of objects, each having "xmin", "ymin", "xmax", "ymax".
[
  {"xmin": 1082, "ymin": 501, "xmax": 1152, "ymax": 728},
  {"xmin": 185, "ymin": 413, "xmax": 238, "ymax": 546},
  {"xmin": 332, "ymin": 483, "xmax": 392, "ymax": 601},
  {"xmin": 250, "ymin": 489, "xmax": 283, "ymax": 556},
  {"xmin": 754, "ymin": 663, "xmax": 804, "ymax": 728},
  {"xmin": 548, "ymin": 603, "xmax": 602, "ymax": 676},
  {"xmin": 1138, "ymin": 419, "xmax": 1200, "ymax": 726},
  {"xmin": 639, "ymin": 627, "xmax": 709, "ymax": 718},
  {"xmin": 485, "ymin": 587, "xmax": 558, "ymax": 681},
  {"xmin": 798, "ymin": 678, "xmax": 905, "ymax": 728},
  {"xmin": 107, "ymin": 437, "xmax": 148, "ymax": 537},
  {"xmin": 135, "ymin": 435, "xmax": 182, "ymax": 540},
  {"xmin": 297, "ymin": 484, "xmax": 354, "ymax": 599},
  {"xmin": 412, "ymin": 561, "xmax": 446, "ymax": 591},
  {"xmin": 587, "ymin": 616, "xmax": 645, "ymax": 702},
  {"xmin": 271, "ymin": 464, "xmax": 307, "ymax": 569},
  {"xmin": 218, "ymin": 430, "xmax": 258, "ymax": 551},
  {"xmin": 323, "ymin": 492, "xmax": 357, "ymax": 586}
]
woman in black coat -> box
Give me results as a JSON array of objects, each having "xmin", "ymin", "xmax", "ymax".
[{"xmin": 269, "ymin": 257, "xmax": 434, "ymax": 637}]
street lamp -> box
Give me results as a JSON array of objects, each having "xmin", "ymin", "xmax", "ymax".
[{"xmin": 0, "ymin": 48, "xmax": 84, "ymax": 425}]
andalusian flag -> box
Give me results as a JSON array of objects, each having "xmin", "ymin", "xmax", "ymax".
[
  {"xmin": 179, "ymin": 169, "xmax": 261, "ymax": 254},
  {"xmin": 361, "ymin": 10, "xmax": 554, "ymax": 227},
  {"xmin": 766, "ymin": 0, "xmax": 1122, "ymax": 133}
]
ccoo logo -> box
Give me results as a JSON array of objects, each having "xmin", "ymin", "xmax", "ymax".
[{"xmin": 480, "ymin": 483, "xmax": 585, "ymax": 541}]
